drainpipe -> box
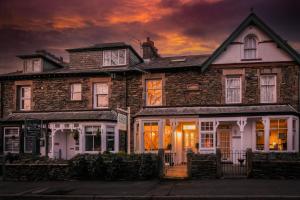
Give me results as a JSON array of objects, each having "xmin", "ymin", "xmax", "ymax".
[{"xmin": 0, "ymin": 81, "xmax": 3, "ymax": 119}]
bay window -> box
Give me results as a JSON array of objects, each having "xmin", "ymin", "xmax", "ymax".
[
  {"xmin": 146, "ymin": 79, "xmax": 162, "ymax": 106},
  {"xmin": 93, "ymin": 83, "xmax": 108, "ymax": 108},
  {"xmin": 200, "ymin": 122, "xmax": 214, "ymax": 149},
  {"xmin": 19, "ymin": 86, "xmax": 31, "ymax": 110},
  {"xmin": 144, "ymin": 122, "xmax": 159, "ymax": 151},
  {"xmin": 225, "ymin": 77, "xmax": 241, "ymax": 104},
  {"xmin": 4, "ymin": 127, "xmax": 20, "ymax": 153},
  {"xmin": 103, "ymin": 49, "xmax": 126, "ymax": 66},
  {"xmin": 71, "ymin": 83, "xmax": 82, "ymax": 101},
  {"xmin": 269, "ymin": 119, "xmax": 287, "ymax": 151},
  {"xmin": 85, "ymin": 126, "xmax": 101, "ymax": 152},
  {"xmin": 106, "ymin": 126, "xmax": 115, "ymax": 151},
  {"xmin": 260, "ymin": 75, "xmax": 276, "ymax": 103}
]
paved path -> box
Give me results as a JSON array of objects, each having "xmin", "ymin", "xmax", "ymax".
[{"xmin": 1, "ymin": 179, "xmax": 300, "ymax": 199}]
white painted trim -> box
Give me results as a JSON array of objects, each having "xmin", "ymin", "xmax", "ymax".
[
  {"xmin": 102, "ymin": 49, "xmax": 127, "ymax": 67},
  {"xmin": 260, "ymin": 75, "xmax": 277, "ymax": 103},
  {"xmin": 225, "ymin": 76, "xmax": 242, "ymax": 104}
]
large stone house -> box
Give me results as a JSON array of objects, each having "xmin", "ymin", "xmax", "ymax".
[{"xmin": 0, "ymin": 13, "xmax": 299, "ymax": 163}]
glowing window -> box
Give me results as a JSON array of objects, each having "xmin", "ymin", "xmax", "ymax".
[
  {"xmin": 256, "ymin": 120, "xmax": 264, "ymax": 150},
  {"xmin": 145, "ymin": 79, "xmax": 162, "ymax": 106},
  {"xmin": 269, "ymin": 119, "xmax": 287, "ymax": 151},
  {"xmin": 144, "ymin": 122, "xmax": 159, "ymax": 151},
  {"xmin": 200, "ymin": 122, "xmax": 214, "ymax": 149}
]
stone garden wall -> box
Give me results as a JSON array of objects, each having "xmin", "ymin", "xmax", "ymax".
[
  {"xmin": 250, "ymin": 152, "xmax": 300, "ymax": 179},
  {"xmin": 187, "ymin": 150, "xmax": 221, "ymax": 179}
]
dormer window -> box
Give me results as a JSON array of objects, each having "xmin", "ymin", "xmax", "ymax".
[
  {"xmin": 103, "ymin": 49, "xmax": 126, "ymax": 66},
  {"xmin": 24, "ymin": 59, "xmax": 42, "ymax": 73},
  {"xmin": 244, "ymin": 34, "xmax": 257, "ymax": 59}
]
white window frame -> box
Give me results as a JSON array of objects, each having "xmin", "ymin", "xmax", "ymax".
[
  {"xmin": 200, "ymin": 121, "xmax": 215, "ymax": 150},
  {"xmin": 4, "ymin": 127, "xmax": 20, "ymax": 153},
  {"xmin": 84, "ymin": 126, "xmax": 102, "ymax": 153},
  {"xmin": 260, "ymin": 75, "xmax": 277, "ymax": 103},
  {"xmin": 143, "ymin": 121, "xmax": 159, "ymax": 152},
  {"xmin": 19, "ymin": 86, "xmax": 31, "ymax": 111},
  {"xmin": 244, "ymin": 34, "xmax": 257, "ymax": 59},
  {"xmin": 145, "ymin": 79, "xmax": 163, "ymax": 106},
  {"xmin": 70, "ymin": 83, "xmax": 82, "ymax": 101},
  {"xmin": 225, "ymin": 77, "xmax": 242, "ymax": 104},
  {"xmin": 103, "ymin": 49, "xmax": 126, "ymax": 66},
  {"xmin": 269, "ymin": 118, "xmax": 288, "ymax": 152},
  {"xmin": 93, "ymin": 83, "xmax": 109, "ymax": 109},
  {"xmin": 106, "ymin": 125, "xmax": 115, "ymax": 152}
]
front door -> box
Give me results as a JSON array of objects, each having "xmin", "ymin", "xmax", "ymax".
[
  {"xmin": 219, "ymin": 130, "xmax": 231, "ymax": 160},
  {"xmin": 182, "ymin": 123, "xmax": 196, "ymax": 163},
  {"xmin": 66, "ymin": 133, "xmax": 76, "ymax": 159}
]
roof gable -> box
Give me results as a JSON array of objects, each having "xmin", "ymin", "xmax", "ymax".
[{"xmin": 201, "ymin": 13, "xmax": 300, "ymax": 71}]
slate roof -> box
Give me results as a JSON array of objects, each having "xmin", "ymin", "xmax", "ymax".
[
  {"xmin": 1, "ymin": 110, "xmax": 117, "ymax": 122},
  {"xmin": 137, "ymin": 55, "xmax": 209, "ymax": 70},
  {"xmin": 135, "ymin": 105, "xmax": 298, "ymax": 117}
]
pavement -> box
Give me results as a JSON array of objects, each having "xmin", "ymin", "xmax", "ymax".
[{"xmin": 1, "ymin": 179, "xmax": 300, "ymax": 199}]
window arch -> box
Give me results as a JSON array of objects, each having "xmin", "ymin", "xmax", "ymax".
[{"xmin": 244, "ymin": 34, "xmax": 257, "ymax": 59}]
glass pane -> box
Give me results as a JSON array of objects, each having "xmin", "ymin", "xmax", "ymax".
[
  {"xmin": 106, "ymin": 135, "xmax": 114, "ymax": 151},
  {"xmin": 111, "ymin": 50, "xmax": 118, "ymax": 65},
  {"xmin": 270, "ymin": 120, "xmax": 278, "ymax": 129},
  {"xmin": 24, "ymin": 136, "xmax": 33, "ymax": 152},
  {"xmin": 151, "ymin": 131, "xmax": 159, "ymax": 150},
  {"xmin": 85, "ymin": 136, "xmax": 93, "ymax": 151},
  {"xmin": 144, "ymin": 131, "xmax": 151, "ymax": 151},
  {"xmin": 72, "ymin": 84, "xmax": 81, "ymax": 93},
  {"xmin": 279, "ymin": 119, "xmax": 287, "ymax": 129},
  {"xmin": 97, "ymin": 95, "xmax": 108, "ymax": 107},
  {"xmin": 24, "ymin": 99, "xmax": 31, "ymax": 110},
  {"xmin": 94, "ymin": 136, "xmax": 101, "ymax": 151},
  {"xmin": 72, "ymin": 93, "xmax": 81, "ymax": 100},
  {"xmin": 119, "ymin": 49, "xmax": 126, "ymax": 65},
  {"xmin": 164, "ymin": 125, "xmax": 172, "ymax": 149},
  {"xmin": 103, "ymin": 51, "xmax": 111, "ymax": 66}
]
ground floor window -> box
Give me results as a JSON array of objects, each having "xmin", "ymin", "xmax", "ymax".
[
  {"xmin": 144, "ymin": 122, "xmax": 158, "ymax": 151},
  {"xmin": 4, "ymin": 127, "xmax": 20, "ymax": 153},
  {"xmin": 269, "ymin": 119, "xmax": 287, "ymax": 151},
  {"xmin": 256, "ymin": 120, "xmax": 264, "ymax": 151},
  {"xmin": 85, "ymin": 126, "xmax": 101, "ymax": 151},
  {"xmin": 200, "ymin": 122, "xmax": 214, "ymax": 148},
  {"xmin": 106, "ymin": 126, "xmax": 115, "ymax": 151}
]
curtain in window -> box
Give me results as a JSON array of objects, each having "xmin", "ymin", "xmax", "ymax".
[
  {"xmin": 260, "ymin": 75, "xmax": 276, "ymax": 103},
  {"xmin": 244, "ymin": 35, "xmax": 257, "ymax": 59},
  {"xmin": 71, "ymin": 84, "xmax": 82, "ymax": 100},
  {"xmin": 226, "ymin": 78, "xmax": 241, "ymax": 103},
  {"xmin": 146, "ymin": 79, "xmax": 162, "ymax": 106}
]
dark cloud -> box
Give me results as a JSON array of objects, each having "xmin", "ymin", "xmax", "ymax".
[{"xmin": 0, "ymin": 0, "xmax": 299, "ymax": 74}]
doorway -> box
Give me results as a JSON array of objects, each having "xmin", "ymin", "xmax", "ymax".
[{"xmin": 219, "ymin": 130, "xmax": 231, "ymax": 160}]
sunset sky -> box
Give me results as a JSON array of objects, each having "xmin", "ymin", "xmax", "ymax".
[{"xmin": 0, "ymin": 0, "xmax": 299, "ymax": 73}]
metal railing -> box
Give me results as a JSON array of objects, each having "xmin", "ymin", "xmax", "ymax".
[
  {"xmin": 221, "ymin": 150, "xmax": 247, "ymax": 177},
  {"xmin": 164, "ymin": 151, "xmax": 176, "ymax": 172}
]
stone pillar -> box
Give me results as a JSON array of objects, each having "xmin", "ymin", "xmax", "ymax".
[
  {"xmin": 186, "ymin": 149, "xmax": 193, "ymax": 178},
  {"xmin": 216, "ymin": 148, "xmax": 222, "ymax": 178},
  {"xmin": 262, "ymin": 117, "xmax": 270, "ymax": 152},
  {"xmin": 246, "ymin": 148, "xmax": 253, "ymax": 178},
  {"xmin": 158, "ymin": 148, "xmax": 165, "ymax": 179}
]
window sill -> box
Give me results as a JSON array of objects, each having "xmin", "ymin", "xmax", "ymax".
[
  {"xmin": 241, "ymin": 58, "xmax": 262, "ymax": 61},
  {"xmin": 69, "ymin": 99, "xmax": 83, "ymax": 102}
]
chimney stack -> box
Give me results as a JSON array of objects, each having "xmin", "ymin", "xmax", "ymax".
[{"xmin": 142, "ymin": 37, "xmax": 159, "ymax": 60}]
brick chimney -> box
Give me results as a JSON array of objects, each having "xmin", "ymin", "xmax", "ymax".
[{"xmin": 142, "ymin": 37, "xmax": 159, "ymax": 60}]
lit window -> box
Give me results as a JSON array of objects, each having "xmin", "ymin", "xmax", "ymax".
[
  {"xmin": 256, "ymin": 120, "xmax": 264, "ymax": 150},
  {"xmin": 146, "ymin": 79, "xmax": 162, "ymax": 106},
  {"xmin": 144, "ymin": 122, "xmax": 159, "ymax": 151},
  {"xmin": 269, "ymin": 119, "xmax": 287, "ymax": 151},
  {"xmin": 19, "ymin": 86, "xmax": 31, "ymax": 111},
  {"xmin": 85, "ymin": 126, "xmax": 101, "ymax": 151},
  {"xmin": 4, "ymin": 127, "xmax": 20, "ymax": 153},
  {"xmin": 103, "ymin": 49, "xmax": 126, "ymax": 66},
  {"xmin": 292, "ymin": 119, "xmax": 297, "ymax": 151},
  {"xmin": 93, "ymin": 83, "xmax": 108, "ymax": 108},
  {"xmin": 244, "ymin": 34, "xmax": 257, "ymax": 59},
  {"xmin": 260, "ymin": 75, "xmax": 276, "ymax": 103},
  {"xmin": 106, "ymin": 126, "xmax": 115, "ymax": 151},
  {"xmin": 225, "ymin": 77, "xmax": 241, "ymax": 104},
  {"xmin": 200, "ymin": 122, "xmax": 214, "ymax": 149},
  {"xmin": 71, "ymin": 83, "xmax": 82, "ymax": 101}
]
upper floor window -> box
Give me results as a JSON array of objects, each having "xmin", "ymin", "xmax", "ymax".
[
  {"xmin": 93, "ymin": 83, "xmax": 108, "ymax": 108},
  {"xmin": 71, "ymin": 83, "xmax": 82, "ymax": 101},
  {"xmin": 244, "ymin": 34, "xmax": 257, "ymax": 59},
  {"xmin": 103, "ymin": 49, "xmax": 126, "ymax": 66},
  {"xmin": 225, "ymin": 77, "xmax": 241, "ymax": 104},
  {"xmin": 24, "ymin": 59, "xmax": 41, "ymax": 73},
  {"xmin": 145, "ymin": 79, "xmax": 162, "ymax": 106},
  {"xmin": 260, "ymin": 75, "xmax": 276, "ymax": 103},
  {"xmin": 18, "ymin": 86, "xmax": 31, "ymax": 111}
]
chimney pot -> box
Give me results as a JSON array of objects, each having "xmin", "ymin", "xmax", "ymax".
[{"xmin": 142, "ymin": 37, "xmax": 159, "ymax": 60}]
